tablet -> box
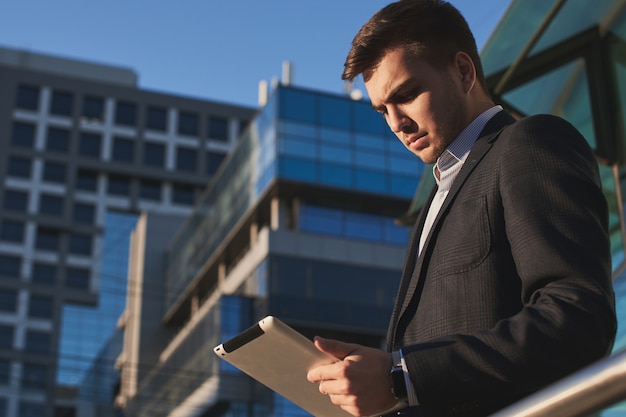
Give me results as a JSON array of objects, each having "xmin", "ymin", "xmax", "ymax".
[{"xmin": 213, "ymin": 315, "xmax": 352, "ymax": 417}]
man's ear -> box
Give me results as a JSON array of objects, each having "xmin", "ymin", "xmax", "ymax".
[{"xmin": 455, "ymin": 51, "xmax": 476, "ymax": 94}]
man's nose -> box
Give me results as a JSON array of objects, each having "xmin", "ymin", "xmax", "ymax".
[{"xmin": 386, "ymin": 106, "xmax": 409, "ymax": 133}]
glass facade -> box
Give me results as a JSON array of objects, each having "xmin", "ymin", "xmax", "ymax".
[
  {"xmin": 57, "ymin": 211, "xmax": 138, "ymax": 386},
  {"xmin": 165, "ymin": 86, "xmax": 422, "ymax": 311}
]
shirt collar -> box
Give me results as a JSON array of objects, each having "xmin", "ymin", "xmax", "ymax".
[{"xmin": 434, "ymin": 105, "xmax": 503, "ymax": 180}]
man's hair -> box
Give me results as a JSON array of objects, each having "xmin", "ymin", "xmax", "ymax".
[{"xmin": 343, "ymin": 0, "xmax": 486, "ymax": 89}]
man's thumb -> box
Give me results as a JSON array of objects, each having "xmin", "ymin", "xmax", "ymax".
[{"xmin": 313, "ymin": 336, "xmax": 356, "ymax": 360}]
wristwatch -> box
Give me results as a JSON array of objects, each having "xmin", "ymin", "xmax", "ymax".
[{"xmin": 390, "ymin": 351, "xmax": 408, "ymax": 401}]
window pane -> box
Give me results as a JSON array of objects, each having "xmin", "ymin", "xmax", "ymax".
[
  {"xmin": 42, "ymin": 161, "xmax": 67, "ymax": 183},
  {"xmin": 32, "ymin": 263, "xmax": 56, "ymax": 285},
  {"xmin": 35, "ymin": 228, "xmax": 60, "ymax": 251},
  {"xmin": 0, "ymin": 255, "xmax": 20, "ymax": 277},
  {"xmin": 178, "ymin": 111, "xmax": 199, "ymax": 136},
  {"xmin": 24, "ymin": 330, "xmax": 51, "ymax": 354},
  {"xmin": 46, "ymin": 127, "xmax": 70, "ymax": 152},
  {"xmin": 65, "ymin": 267, "xmax": 90, "ymax": 289},
  {"xmin": 78, "ymin": 133, "xmax": 101, "ymax": 158},
  {"xmin": 107, "ymin": 175, "xmax": 130, "ymax": 196},
  {"xmin": 11, "ymin": 122, "xmax": 35, "ymax": 148},
  {"xmin": 19, "ymin": 401, "xmax": 45, "ymax": 417},
  {"xmin": 81, "ymin": 96, "xmax": 104, "ymax": 122},
  {"xmin": 76, "ymin": 169, "xmax": 98, "ymax": 192},
  {"xmin": 0, "ymin": 325, "xmax": 14, "ymax": 349},
  {"xmin": 72, "ymin": 203, "xmax": 95, "ymax": 224},
  {"xmin": 0, "ymin": 359, "xmax": 10, "ymax": 385},
  {"xmin": 50, "ymin": 91, "xmax": 73, "ymax": 116},
  {"xmin": 112, "ymin": 137, "xmax": 135, "ymax": 162},
  {"xmin": 0, "ymin": 289, "xmax": 17, "ymax": 312},
  {"xmin": 143, "ymin": 142, "xmax": 165, "ymax": 167},
  {"xmin": 207, "ymin": 152, "xmax": 226, "ymax": 175},
  {"xmin": 115, "ymin": 101, "xmax": 136, "ymax": 126},
  {"xmin": 3, "ymin": 190, "xmax": 28, "ymax": 211},
  {"xmin": 68, "ymin": 234, "xmax": 92, "ymax": 256},
  {"xmin": 172, "ymin": 184, "xmax": 194, "ymax": 205},
  {"xmin": 208, "ymin": 116, "xmax": 228, "ymax": 141},
  {"xmin": 21, "ymin": 363, "xmax": 47, "ymax": 390},
  {"xmin": 0, "ymin": 220, "xmax": 24, "ymax": 243},
  {"xmin": 39, "ymin": 194, "xmax": 64, "ymax": 216},
  {"xmin": 7, "ymin": 156, "xmax": 32, "ymax": 178},
  {"xmin": 176, "ymin": 147, "xmax": 197, "ymax": 172},
  {"xmin": 139, "ymin": 180, "xmax": 161, "ymax": 201},
  {"xmin": 146, "ymin": 106, "xmax": 167, "ymax": 131},
  {"xmin": 28, "ymin": 295, "xmax": 53, "ymax": 318},
  {"xmin": 15, "ymin": 85, "xmax": 39, "ymax": 111}
]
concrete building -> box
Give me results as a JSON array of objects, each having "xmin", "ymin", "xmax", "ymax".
[{"xmin": 0, "ymin": 46, "xmax": 255, "ymax": 417}]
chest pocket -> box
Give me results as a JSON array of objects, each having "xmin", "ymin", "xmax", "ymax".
[{"xmin": 429, "ymin": 194, "xmax": 491, "ymax": 275}]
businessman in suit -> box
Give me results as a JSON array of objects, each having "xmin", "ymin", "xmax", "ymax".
[{"xmin": 307, "ymin": 1, "xmax": 617, "ymax": 417}]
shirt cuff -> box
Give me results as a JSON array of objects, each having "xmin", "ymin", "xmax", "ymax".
[{"xmin": 398, "ymin": 349, "xmax": 419, "ymax": 406}]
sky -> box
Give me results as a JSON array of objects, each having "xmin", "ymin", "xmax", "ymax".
[{"xmin": 1, "ymin": 0, "xmax": 511, "ymax": 109}]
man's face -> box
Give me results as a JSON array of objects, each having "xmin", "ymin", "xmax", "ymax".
[{"xmin": 364, "ymin": 48, "xmax": 469, "ymax": 164}]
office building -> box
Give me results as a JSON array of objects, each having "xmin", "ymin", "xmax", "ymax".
[
  {"xmin": 116, "ymin": 83, "xmax": 423, "ymax": 417},
  {"xmin": 0, "ymin": 46, "xmax": 255, "ymax": 417}
]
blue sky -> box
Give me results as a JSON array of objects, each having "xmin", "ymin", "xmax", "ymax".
[{"xmin": 1, "ymin": 1, "xmax": 511, "ymax": 108}]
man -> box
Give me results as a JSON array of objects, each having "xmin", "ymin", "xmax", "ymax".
[{"xmin": 307, "ymin": 1, "xmax": 617, "ymax": 416}]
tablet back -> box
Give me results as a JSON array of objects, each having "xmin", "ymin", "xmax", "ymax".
[{"xmin": 214, "ymin": 316, "xmax": 351, "ymax": 417}]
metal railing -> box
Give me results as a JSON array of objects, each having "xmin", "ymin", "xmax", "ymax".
[{"xmin": 489, "ymin": 349, "xmax": 626, "ymax": 417}]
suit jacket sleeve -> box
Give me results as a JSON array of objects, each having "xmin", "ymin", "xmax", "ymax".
[{"xmin": 398, "ymin": 115, "xmax": 616, "ymax": 416}]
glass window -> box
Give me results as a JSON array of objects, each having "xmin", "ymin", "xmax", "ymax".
[
  {"xmin": 7, "ymin": 156, "xmax": 32, "ymax": 178},
  {"xmin": 280, "ymin": 136, "xmax": 316, "ymax": 159},
  {"xmin": 146, "ymin": 106, "xmax": 167, "ymax": 131},
  {"xmin": 24, "ymin": 330, "xmax": 51, "ymax": 354},
  {"xmin": 76, "ymin": 169, "xmax": 98, "ymax": 192},
  {"xmin": 176, "ymin": 147, "xmax": 197, "ymax": 172},
  {"xmin": 72, "ymin": 203, "xmax": 95, "ymax": 224},
  {"xmin": 19, "ymin": 401, "xmax": 45, "ymax": 417},
  {"xmin": 39, "ymin": 194, "xmax": 64, "ymax": 216},
  {"xmin": 35, "ymin": 227, "xmax": 61, "ymax": 251},
  {"xmin": 0, "ymin": 220, "xmax": 24, "ymax": 243},
  {"xmin": 42, "ymin": 161, "xmax": 67, "ymax": 183},
  {"xmin": 320, "ymin": 164, "xmax": 352, "ymax": 188},
  {"xmin": 115, "ymin": 101, "xmax": 136, "ymax": 126},
  {"xmin": 65, "ymin": 267, "xmax": 90, "ymax": 289},
  {"xmin": 3, "ymin": 190, "xmax": 28, "ymax": 212},
  {"xmin": 319, "ymin": 95, "xmax": 351, "ymax": 129},
  {"xmin": 0, "ymin": 289, "xmax": 17, "ymax": 312},
  {"xmin": 78, "ymin": 132, "xmax": 101, "ymax": 158},
  {"xmin": 300, "ymin": 205, "xmax": 343, "ymax": 236},
  {"xmin": 139, "ymin": 179, "xmax": 161, "ymax": 201},
  {"xmin": 21, "ymin": 363, "xmax": 47, "ymax": 390},
  {"xmin": 172, "ymin": 184, "xmax": 194, "ymax": 205},
  {"xmin": 353, "ymin": 99, "xmax": 386, "ymax": 134},
  {"xmin": 0, "ymin": 326, "xmax": 13, "ymax": 349},
  {"xmin": 143, "ymin": 142, "xmax": 166, "ymax": 167},
  {"xmin": 239, "ymin": 119, "xmax": 249, "ymax": 135},
  {"xmin": 207, "ymin": 152, "xmax": 226, "ymax": 175},
  {"xmin": 320, "ymin": 143, "xmax": 351, "ymax": 165},
  {"xmin": 32, "ymin": 263, "xmax": 56, "ymax": 286},
  {"xmin": 178, "ymin": 111, "xmax": 199, "ymax": 136},
  {"xmin": 0, "ymin": 255, "xmax": 20, "ymax": 278},
  {"xmin": 68, "ymin": 233, "xmax": 92, "ymax": 256},
  {"xmin": 45, "ymin": 127, "xmax": 70, "ymax": 152},
  {"xmin": 208, "ymin": 116, "xmax": 228, "ymax": 141},
  {"xmin": 28, "ymin": 295, "xmax": 53, "ymax": 318},
  {"xmin": 81, "ymin": 96, "xmax": 104, "ymax": 122},
  {"xmin": 112, "ymin": 136, "xmax": 135, "ymax": 163},
  {"xmin": 11, "ymin": 122, "xmax": 36, "ymax": 148},
  {"xmin": 280, "ymin": 89, "xmax": 316, "ymax": 124},
  {"xmin": 107, "ymin": 175, "xmax": 130, "ymax": 196},
  {"xmin": 50, "ymin": 91, "xmax": 73, "ymax": 116},
  {"xmin": 15, "ymin": 85, "xmax": 39, "ymax": 111},
  {"xmin": 0, "ymin": 359, "xmax": 10, "ymax": 385}
]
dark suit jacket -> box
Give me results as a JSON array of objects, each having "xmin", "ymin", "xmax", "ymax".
[{"xmin": 387, "ymin": 111, "xmax": 617, "ymax": 417}]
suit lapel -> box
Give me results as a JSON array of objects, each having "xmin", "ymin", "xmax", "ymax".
[{"xmin": 389, "ymin": 111, "xmax": 517, "ymax": 343}]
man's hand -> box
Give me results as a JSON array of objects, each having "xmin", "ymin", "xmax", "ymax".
[{"xmin": 306, "ymin": 337, "xmax": 399, "ymax": 416}]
